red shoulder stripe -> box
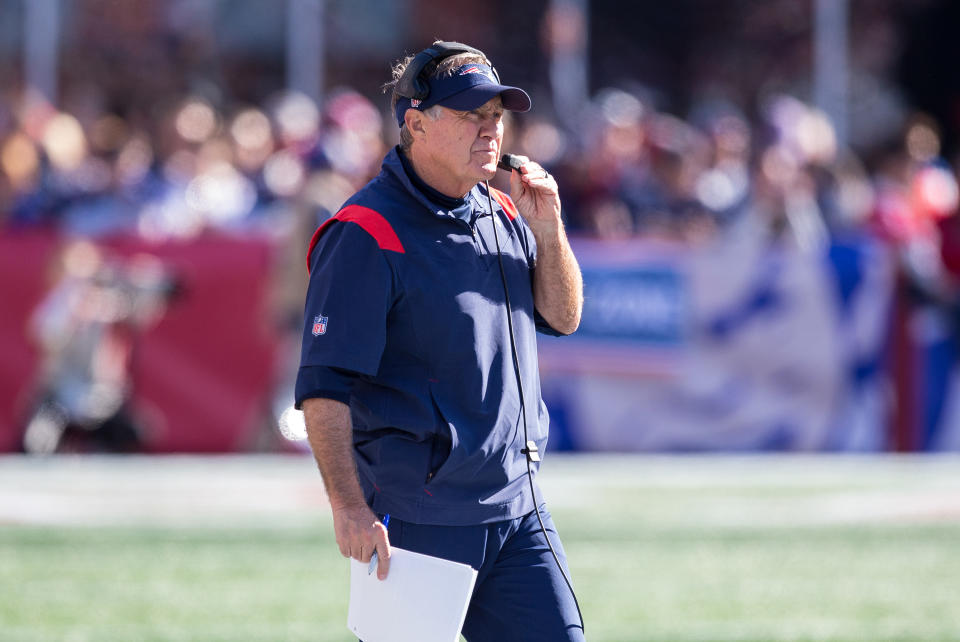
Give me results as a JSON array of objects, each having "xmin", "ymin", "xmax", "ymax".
[
  {"xmin": 306, "ymin": 205, "xmax": 405, "ymax": 272},
  {"xmin": 305, "ymin": 217, "xmax": 338, "ymax": 271},
  {"xmin": 489, "ymin": 187, "xmax": 518, "ymax": 220}
]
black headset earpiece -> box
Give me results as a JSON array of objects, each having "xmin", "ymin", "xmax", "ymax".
[{"xmin": 396, "ymin": 41, "xmax": 495, "ymax": 102}]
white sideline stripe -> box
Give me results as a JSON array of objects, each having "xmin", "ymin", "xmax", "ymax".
[
  {"xmin": 0, "ymin": 454, "xmax": 959, "ymax": 528},
  {"xmin": 0, "ymin": 455, "xmax": 328, "ymax": 527}
]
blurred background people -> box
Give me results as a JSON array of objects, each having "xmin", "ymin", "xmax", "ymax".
[{"xmin": 21, "ymin": 241, "xmax": 179, "ymax": 453}]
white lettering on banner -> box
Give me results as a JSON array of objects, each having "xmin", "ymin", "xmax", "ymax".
[{"xmin": 579, "ymin": 269, "xmax": 684, "ymax": 344}]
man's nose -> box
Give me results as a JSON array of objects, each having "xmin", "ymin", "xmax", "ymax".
[{"xmin": 478, "ymin": 116, "xmax": 501, "ymax": 137}]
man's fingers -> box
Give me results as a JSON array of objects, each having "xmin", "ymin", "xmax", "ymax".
[
  {"xmin": 516, "ymin": 162, "xmax": 556, "ymax": 191},
  {"xmin": 516, "ymin": 159, "xmax": 543, "ymax": 177},
  {"xmin": 525, "ymin": 174, "xmax": 555, "ymax": 187},
  {"xmin": 371, "ymin": 520, "xmax": 391, "ymax": 580},
  {"xmin": 375, "ymin": 539, "xmax": 391, "ymax": 580}
]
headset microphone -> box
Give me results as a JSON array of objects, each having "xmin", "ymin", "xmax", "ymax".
[{"xmin": 498, "ymin": 153, "xmax": 524, "ymax": 172}]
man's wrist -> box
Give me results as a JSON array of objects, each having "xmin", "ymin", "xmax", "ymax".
[
  {"xmin": 330, "ymin": 497, "xmax": 369, "ymax": 513},
  {"xmin": 530, "ymin": 219, "xmax": 564, "ymax": 246},
  {"xmin": 323, "ymin": 484, "xmax": 368, "ymax": 512}
]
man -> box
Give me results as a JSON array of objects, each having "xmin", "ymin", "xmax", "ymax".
[{"xmin": 296, "ymin": 41, "xmax": 584, "ymax": 641}]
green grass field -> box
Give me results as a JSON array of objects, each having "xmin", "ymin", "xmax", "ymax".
[{"xmin": 2, "ymin": 455, "xmax": 959, "ymax": 641}]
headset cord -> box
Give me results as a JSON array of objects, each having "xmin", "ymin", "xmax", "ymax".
[{"xmin": 484, "ymin": 181, "xmax": 585, "ymax": 634}]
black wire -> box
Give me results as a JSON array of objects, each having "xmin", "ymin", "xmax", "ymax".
[{"xmin": 484, "ymin": 180, "xmax": 585, "ymax": 634}]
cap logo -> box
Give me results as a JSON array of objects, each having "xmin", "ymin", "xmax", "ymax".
[
  {"xmin": 460, "ymin": 66, "xmax": 482, "ymax": 75},
  {"xmin": 410, "ymin": 98, "xmax": 421, "ymax": 108}
]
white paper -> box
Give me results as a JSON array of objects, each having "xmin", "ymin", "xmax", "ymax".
[{"xmin": 347, "ymin": 546, "xmax": 478, "ymax": 642}]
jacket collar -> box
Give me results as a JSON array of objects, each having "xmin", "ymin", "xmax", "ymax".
[{"xmin": 382, "ymin": 146, "xmax": 486, "ymax": 222}]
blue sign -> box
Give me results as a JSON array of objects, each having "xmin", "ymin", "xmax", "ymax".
[{"xmin": 577, "ymin": 267, "xmax": 686, "ymax": 345}]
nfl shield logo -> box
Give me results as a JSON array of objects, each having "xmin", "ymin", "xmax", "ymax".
[{"xmin": 312, "ymin": 315, "xmax": 328, "ymax": 336}]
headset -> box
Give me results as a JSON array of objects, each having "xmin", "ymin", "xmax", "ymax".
[
  {"xmin": 395, "ymin": 41, "xmax": 499, "ymax": 102},
  {"xmin": 486, "ymin": 156, "xmax": 585, "ymax": 635}
]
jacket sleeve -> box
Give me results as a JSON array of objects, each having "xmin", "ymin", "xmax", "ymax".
[
  {"xmin": 297, "ymin": 219, "xmax": 395, "ymax": 378},
  {"xmin": 294, "ymin": 365, "xmax": 355, "ymax": 409}
]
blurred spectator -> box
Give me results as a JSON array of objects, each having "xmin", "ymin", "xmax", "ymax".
[{"xmin": 21, "ymin": 241, "xmax": 180, "ymax": 453}]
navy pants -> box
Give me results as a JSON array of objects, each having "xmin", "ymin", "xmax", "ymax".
[{"xmin": 381, "ymin": 504, "xmax": 585, "ymax": 642}]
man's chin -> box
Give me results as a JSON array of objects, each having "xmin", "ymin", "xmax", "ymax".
[{"xmin": 478, "ymin": 162, "xmax": 497, "ymax": 179}]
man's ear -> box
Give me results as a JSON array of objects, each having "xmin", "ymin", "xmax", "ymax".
[{"xmin": 405, "ymin": 109, "xmax": 427, "ymax": 139}]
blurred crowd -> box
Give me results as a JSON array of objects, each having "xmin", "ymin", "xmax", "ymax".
[
  {"xmin": 2, "ymin": 70, "xmax": 959, "ymax": 296},
  {"xmin": 0, "ymin": 84, "xmax": 379, "ymax": 237},
  {"xmin": 0, "ymin": 0, "xmax": 955, "ymax": 291},
  {"xmin": 2, "ymin": 80, "xmax": 958, "ymax": 239}
]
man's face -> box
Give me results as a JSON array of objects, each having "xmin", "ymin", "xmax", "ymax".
[{"xmin": 419, "ymin": 96, "xmax": 504, "ymax": 195}]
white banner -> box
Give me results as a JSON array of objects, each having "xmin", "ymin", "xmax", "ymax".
[{"xmin": 540, "ymin": 214, "xmax": 895, "ymax": 452}]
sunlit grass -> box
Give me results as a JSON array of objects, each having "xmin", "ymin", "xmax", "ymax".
[{"xmin": 2, "ymin": 455, "xmax": 959, "ymax": 641}]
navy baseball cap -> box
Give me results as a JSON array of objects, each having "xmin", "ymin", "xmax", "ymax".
[{"xmin": 394, "ymin": 63, "xmax": 531, "ymax": 127}]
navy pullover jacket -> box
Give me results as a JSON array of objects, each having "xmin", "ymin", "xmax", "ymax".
[{"xmin": 296, "ymin": 146, "xmax": 564, "ymax": 526}]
